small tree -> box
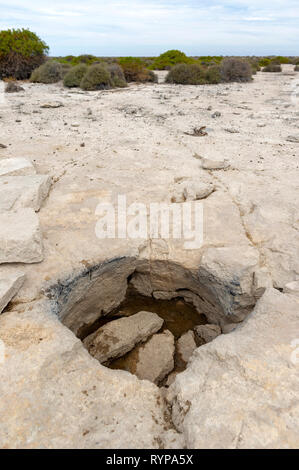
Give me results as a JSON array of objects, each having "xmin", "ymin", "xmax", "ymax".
[
  {"xmin": 0, "ymin": 28, "xmax": 49, "ymax": 79},
  {"xmin": 151, "ymin": 50, "xmax": 193, "ymax": 70}
]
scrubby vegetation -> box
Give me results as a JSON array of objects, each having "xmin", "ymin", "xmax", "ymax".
[
  {"xmin": 151, "ymin": 49, "xmax": 194, "ymax": 70},
  {"xmin": 107, "ymin": 64, "xmax": 127, "ymax": 87},
  {"xmin": 263, "ymin": 63, "xmax": 282, "ymax": 72},
  {"xmin": 30, "ymin": 61, "xmax": 65, "ymax": 83},
  {"xmin": 118, "ymin": 57, "xmax": 157, "ymax": 82},
  {"xmin": 0, "ymin": 28, "xmax": 49, "ymax": 79},
  {"xmin": 295, "ymin": 65, "xmax": 299, "ymax": 72},
  {"xmin": 165, "ymin": 63, "xmax": 221, "ymax": 85},
  {"xmin": 63, "ymin": 63, "xmax": 88, "ymax": 87},
  {"xmin": 220, "ymin": 58, "xmax": 252, "ymax": 82},
  {"xmin": 80, "ymin": 64, "xmax": 113, "ymax": 90}
]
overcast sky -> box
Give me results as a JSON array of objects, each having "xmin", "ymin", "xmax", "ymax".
[{"xmin": 0, "ymin": 0, "xmax": 298, "ymax": 56}]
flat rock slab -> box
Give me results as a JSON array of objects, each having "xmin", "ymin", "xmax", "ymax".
[
  {"xmin": 119, "ymin": 330, "xmax": 175, "ymax": 385},
  {"xmin": 0, "ymin": 271, "xmax": 25, "ymax": 313},
  {"xmin": 168, "ymin": 289, "xmax": 299, "ymax": 448},
  {"xmin": 0, "ymin": 175, "xmax": 51, "ymax": 212},
  {"xmin": 135, "ymin": 330, "xmax": 175, "ymax": 384},
  {"xmin": 84, "ymin": 311, "xmax": 164, "ymax": 363},
  {"xmin": 0, "ymin": 209, "xmax": 44, "ymax": 264},
  {"xmin": 0, "ymin": 158, "xmax": 36, "ymax": 177}
]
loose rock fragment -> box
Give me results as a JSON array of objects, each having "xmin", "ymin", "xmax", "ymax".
[
  {"xmin": 183, "ymin": 181, "xmax": 215, "ymax": 200},
  {"xmin": 286, "ymin": 135, "xmax": 299, "ymax": 143},
  {"xmin": 194, "ymin": 324, "xmax": 221, "ymax": 344},
  {"xmin": 119, "ymin": 330, "xmax": 175, "ymax": 385},
  {"xmin": 84, "ymin": 311, "xmax": 164, "ymax": 363},
  {"xmin": 0, "ymin": 272, "xmax": 25, "ymax": 313},
  {"xmin": 177, "ymin": 330, "xmax": 197, "ymax": 364},
  {"xmin": 283, "ymin": 281, "xmax": 299, "ymax": 297},
  {"xmin": 0, "ymin": 175, "xmax": 51, "ymax": 212},
  {"xmin": 40, "ymin": 102, "xmax": 64, "ymax": 109},
  {"xmin": 195, "ymin": 154, "xmax": 230, "ymax": 170},
  {"xmin": 0, "ymin": 158, "xmax": 36, "ymax": 177},
  {"xmin": 0, "ymin": 209, "xmax": 44, "ymax": 264}
]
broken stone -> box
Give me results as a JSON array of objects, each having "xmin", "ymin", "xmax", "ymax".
[
  {"xmin": 194, "ymin": 324, "xmax": 221, "ymax": 344},
  {"xmin": 0, "ymin": 158, "xmax": 36, "ymax": 177},
  {"xmin": 0, "ymin": 209, "xmax": 44, "ymax": 264},
  {"xmin": 183, "ymin": 181, "xmax": 215, "ymax": 200},
  {"xmin": 0, "ymin": 143, "xmax": 7, "ymax": 149},
  {"xmin": 84, "ymin": 311, "xmax": 164, "ymax": 363},
  {"xmin": 283, "ymin": 281, "xmax": 299, "ymax": 297},
  {"xmin": 212, "ymin": 111, "xmax": 221, "ymax": 118},
  {"xmin": 224, "ymin": 127, "xmax": 240, "ymax": 134},
  {"xmin": 131, "ymin": 330, "xmax": 175, "ymax": 385},
  {"xmin": 0, "ymin": 175, "xmax": 51, "ymax": 212},
  {"xmin": 177, "ymin": 330, "xmax": 197, "ymax": 364},
  {"xmin": 0, "ymin": 271, "xmax": 25, "ymax": 313},
  {"xmin": 40, "ymin": 102, "xmax": 64, "ymax": 109},
  {"xmin": 200, "ymin": 156, "xmax": 230, "ymax": 170},
  {"xmin": 286, "ymin": 135, "xmax": 299, "ymax": 143}
]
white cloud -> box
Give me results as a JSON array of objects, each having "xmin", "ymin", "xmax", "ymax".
[{"xmin": 0, "ymin": 0, "xmax": 298, "ymax": 55}]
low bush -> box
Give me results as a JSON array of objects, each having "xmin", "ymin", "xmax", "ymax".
[
  {"xmin": 80, "ymin": 64, "xmax": 113, "ymax": 90},
  {"xmin": 165, "ymin": 63, "xmax": 204, "ymax": 84},
  {"xmin": 295, "ymin": 65, "xmax": 299, "ymax": 72},
  {"xmin": 118, "ymin": 57, "xmax": 157, "ymax": 82},
  {"xmin": 263, "ymin": 63, "xmax": 282, "ymax": 72},
  {"xmin": 151, "ymin": 49, "xmax": 193, "ymax": 70},
  {"xmin": 63, "ymin": 64, "xmax": 88, "ymax": 87},
  {"xmin": 30, "ymin": 61, "xmax": 64, "ymax": 83},
  {"xmin": 165, "ymin": 63, "xmax": 220, "ymax": 85},
  {"xmin": 107, "ymin": 64, "xmax": 127, "ymax": 87},
  {"xmin": 220, "ymin": 58, "xmax": 252, "ymax": 82},
  {"xmin": 204, "ymin": 65, "xmax": 221, "ymax": 84},
  {"xmin": 0, "ymin": 28, "xmax": 49, "ymax": 79}
]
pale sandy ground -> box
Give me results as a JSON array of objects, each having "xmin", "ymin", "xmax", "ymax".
[
  {"xmin": 0, "ymin": 65, "xmax": 298, "ymax": 449},
  {"xmin": 0, "ymin": 64, "xmax": 298, "ymax": 302}
]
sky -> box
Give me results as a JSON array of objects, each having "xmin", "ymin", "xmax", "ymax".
[{"xmin": 0, "ymin": 0, "xmax": 298, "ymax": 57}]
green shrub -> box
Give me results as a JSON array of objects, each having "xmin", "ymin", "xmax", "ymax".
[
  {"xmin": 80, "ymin": 64, "xmax": 113, "ymax": 90},
  {"xmin": 63, "ymin": 64, "xmax": 88, "ymax": 87},
  {"xmin": 263, "ymin": 63, "xmax": 282, "ymax": 72},
  {"xmin": 271, "ymin": 56, "xmax": 289, "ymax": 64},
  {"xmin": 0, "ymin": 28, "xmax": 48, "ymax": 79},
  {"xmin": 30, "ymin": 61, "xmax": 64, "ymax": 83},
  {"xmin": 165, "ymin": 63, "xmax": 221, "ymax": 85},
  {"xmin": 295, "ymin": 65, "xmax": 299, "ymax": 72},
  {"xmin": 107, "ymin": 64, "xmax": 127, "ymax": 87},
  {"xmin": 204, "ymin": 65, "xmax": 221, "ymax": 84},
  {"xmin": 220, "ymin": 58, "xmax": 252, "ymax": 82},
  {"xmin": 259, "ymin": 58, "xmax": 271, "ymax": 67},
  {"xmin": 197, "ymin": 56, "xmax": 223, "ymax": 67},
  {"xmin": 60, "ymin": 63, "xmax": 72, "ymax": 78},
  {"xmin": 165, "ymin": 63, "xmax": 206, "ymax": 85},
  {"xmin": 151, "ymin": 49, "xmax": 193, "ymax": 70},
  {"xmin": 118, "ymin": 57, "xmax": 157, "ymax": 82}
]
